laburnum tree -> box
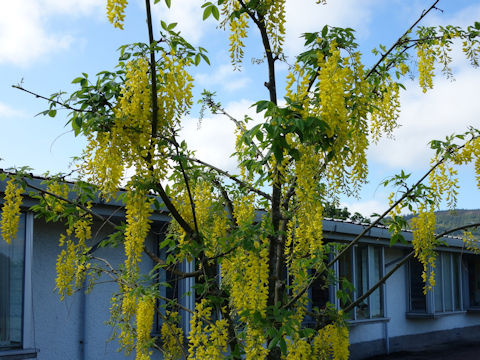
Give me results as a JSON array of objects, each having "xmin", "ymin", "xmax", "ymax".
[{"xmin": 3, "ymin": 0, "xmax": 480, "ymax": 359}]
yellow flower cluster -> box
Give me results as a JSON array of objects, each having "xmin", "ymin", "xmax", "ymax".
[
  {"xmin": 81, "ymin": 53, "xmax": 193, "ymax": 198},
  {"xmin": 245, "ymin": 326, "xmax": 269, "ymax": 360},
  {"xmin": 119, "ymin": 291, "xmax": 136, "ymax": 351},
  {"xmin": 45, "ymin": 181, "xmax": 69, "ymax": 214},
  {"xmin": 80, "ymin": 131, "xmax": 124, "ymax": 200},
  {"xmin": 169, "ymin": 180, "xmax": 228, "ymax": 259},
  {"xmin": 411, "ymin": 205, "xmax": 437, "ymax": 292},
  {"xmin": 370, "ymin": 80, "xmax": 401, "ymax": 143},
  {"xmin": 136, "ymin": 296, "xmax": 155, "ymax": 360},
  {"xmin": 312, "ymin": 323, "xmax": 349, "ymax": 360},
  {"xmin": 317, "ymin": 43, "xmax": 349, "ymax": 139},
  {"xmin": 221, "ymin": 234, "xmax": 269, "ymax": 320},
  {"xmin": 463, "ymin": 231, "xmax": 479, "ymax": 254},
  {"xmin": 417, "ymin": 43, "xmax": 435, "ymax": 92},
  {"xmin": 157, "ymin": 51, "xmax": 194, "ymax": 128},
  {"xmin": 188, "ymin": 299, "xmax": 229, "ymax": 360},
  {"xmin": 316, "ymin": 44, "xmax": 370, "ymax": 194},
  {"xmin": 453, "ymin": 137, "xmax": 480, "ymax": 189},
  {"xmin": 285, "ymin": 337, "xmax": 312, "ymax": 360},
  {"xmin": 124, "ymin": 189, "xmax": 154, "ymax": 271},
  {"xmin": 55, "ymin": 218, "xmax": 92, "ymax": 300},
  {"xmin": 428, "ymin": 157, "xmax": 459, "ymax": 209},
  {"xmin": 0, "ymin": 179, "xmax": 24, "ymax": 244},
  {"xmin": 264, "ymin": 0, "xmax": 286, "ymax": 55},
  {"xmin": 106, "ymin": 0, "xmax": 128, "ymax": 29},
  {"xmin": 222, "ymin": 1, "xmax": 249, "ymax": 68},
  {"xmin": 290, "ymin": 146, "xmax": 324, "ymax": 259},
  {"xmin": 160, "ymin": 311, "xmax": 184, "ymax": 360}
]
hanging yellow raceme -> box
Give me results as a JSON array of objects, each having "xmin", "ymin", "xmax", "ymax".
[
  {"xmin": 136, "ymin": 296, "xmax": 155, "ymax": 360},
  {"xmin": 124, "ymin": 188, "xmax": 154, "ymax": 271},
  {"xmin": 0, "ymin": 179, "xmax": 24, "ymax": 244},
  {"xmin": 161, "ymin": 311, "xmax": 185, "ymax": 360},
  {"xmin": 188, "ymin": 299, "xmax": 229, "ymax": 360},
  {"xmin": 312, "ymin": 322, "xmax": 349, "ymax": 360},
  {"xmin": 411, "ymin": 205, "xmax": 437, "ymax": 292},
  {"xmin": 106, "ymin": 0, "xmax": 128, "ymax": 29}
]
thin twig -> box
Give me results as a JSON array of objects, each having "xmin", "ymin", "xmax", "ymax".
[{"xmin": 366, "ymin": 0, "xmax": 440, "ymax": 78}]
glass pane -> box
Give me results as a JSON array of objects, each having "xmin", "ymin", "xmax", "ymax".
[
  {"xmin": 410, "ymin": 259, "xmax": 427, "ymax": 312},
  {"xmin": 0, "ymin": 214, "xmax": 25, "ymax": 349},
  {"xmin": 443, "ymin": 253, "xmax": 453, "ymax": 312},
  {"xmin": 311, "ymin": 270, "xmax": 329, "ymax": 310},
  {"xmin": 338, "ymin": 250, "xmax": 353, "ymax": 319},
  {"xmin": 434, "ymin": 257, "xmax": 443, "ymax": 312},
  {"xmin": 370, "ymin": 247, "xmax": 383, "ymax": 318},
  {"xmin": 452, "ymin": 255, "xmax": 460, "ymax": 311},
  {"xmin": 468, "ymin": 256, "xmax": 480, "ymax": 307},
  {"xmin": 355, "ymin": 246, "xmax": 369, "ymax": 319}
]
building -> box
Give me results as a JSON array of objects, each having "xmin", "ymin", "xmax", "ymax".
[{"xmin": 1, "ymin": 177, "xmax": 480, "ymax": 359}]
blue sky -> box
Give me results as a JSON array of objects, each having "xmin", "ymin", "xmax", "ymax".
[{"xmin": 0, "ymin": 0, "xmax": 479, "ymax": 216}]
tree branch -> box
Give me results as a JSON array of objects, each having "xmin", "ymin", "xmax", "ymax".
[
  {"xmin": 365, "ymin": 0, "xmax": 440, "ymax": 79},
  {"xmin": 186, "ymin": 156, "xmax": 272, "ymax": 200}
]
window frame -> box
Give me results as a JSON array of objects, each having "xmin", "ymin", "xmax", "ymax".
[
  {"xmin": 407, "ymin": 251, "xmax": 464, "ymax": 317},
  {"xmin": 331, "ymin": 244, "xmax": 386, "ymax": 322},
  {"xmin": 0, "ymin": 212, "xmax": 35, "ymax": 357}
]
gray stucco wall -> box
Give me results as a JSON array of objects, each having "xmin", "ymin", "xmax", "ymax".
[
  {"xmin": 31, "ymin": 218, "xmax": 162, "ymax": 360},
  {"xmin": 349, "ymin": 246, "xmax": 480, "ymax": 359}
]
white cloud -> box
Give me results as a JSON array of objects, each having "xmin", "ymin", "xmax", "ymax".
[
  {"xmin": 151, "ymin": 0, "xmax": 217, "ymax": 44},
  {"xmin": 196, "ymin": 64, "xmax": 251, "ymax": 92},
  {"xmin": 284, "ymin": 0, "xmax": 378, "ymax": 57},
  {"xmin": 180, "ymin": 99, "xmax": 262, "ymax": 173},
  {"xmin": 341, "ymin": 199, "xmax": 387, "ymax": 218},
  {"xmin": 42, "ymin": 0, "xmax": 104, "ymax": 16},
  {"xmin": 425, "ymin": 2, "xmax": 480, "ymax": 28},
  {"xmin": 0, "ymin": 102, "xmax": 25, "ymax": 118},
  {"xmin": 0, "ymin": 0, "xmax": 103, "ymax": 67},
  {"xmin": 369, "ymin": 67, "xmax": 480, "ymax": 169}
]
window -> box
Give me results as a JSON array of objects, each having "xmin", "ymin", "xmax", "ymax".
[
  {"xmin": 408, "ymin": 252, "xmax": 463, "ymax": 315},
  {"xmin": 310, "ymin": 244, "xmax": 385, "ymax": 321},
  {"xmin": 0, "ymin": 214, "xmax": 25, "ymax": 350},
  {"xmin": 466, "ymin": 255, "xmax": 480, "ymax": 308},
  {"xmin": 155, "ymin": 238, "xmax": 195, "ymax": 336},
  {"xmin": 344, "ymin": 245, "xmax": 384, "ymax": 320}
]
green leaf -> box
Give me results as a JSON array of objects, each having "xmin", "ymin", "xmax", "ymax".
[
  {"xmin": 71, "ymin": 77, "xmax": 83, "ymax": 84},
  {"xmin": 48, "ymin": 109, "xmax": 57, "ymax": 117},
  {"xmin": 255, "ymin": 100, "xmax": 270, "ymax": 113},
  {"xmin": 200, "ymin": 53, "xmax": 210, "ymax": 65},
  {"xmin": 211, "ymin": 5, "xmax": 220, "ymax": 20},
  {"xmin": 322, "ymin": 25, "xmax": 328, "ymax": 38},
  {"xmin": 194, "ymin": 53, "xmax": 201, "ymax": 66},
  {"xmin": 165, "ymin": 0, "xmax": 171, "ymax": 7},
  {"xmin": 203, "ymin": 6, "xmax": 212, "ymax": 20}
]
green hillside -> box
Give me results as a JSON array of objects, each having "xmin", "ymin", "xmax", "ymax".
[{"xmin": 404, "ymin": 209, "xmax": 480, "ymax": 237}]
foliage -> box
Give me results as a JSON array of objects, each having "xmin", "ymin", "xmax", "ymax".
[{"xmin": 3, "ymin": 1, "xmax": 480, "ymax": 360}]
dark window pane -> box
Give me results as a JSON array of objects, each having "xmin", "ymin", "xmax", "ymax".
[
  {"xmin": 410, "ymin": 259, "xmax": 427, "ymax": 312},
  {"xmin": 355, "ymin": 246, "xmax": 369, "ymax": 319},
  {"xmin": 370, "ymin": 247, "xmax": 383, "ymax": 318},
  {"xmin": 468, "ymin": 255, "xmax": 480, "ymax": 307},
  {"xmin": 443, "ymin": 253, "xmax": 453, "ymax": 312},
  {"xmin": 311, "ymin": 272, "xmax": 329, "ymax": 310},
  {"xmin": 338, "ymin": 250, "xmax": 353, "ymax": 318},
  {"xmin": 0, "ymin": 214, "xmax": 25, "ymax": 349}
]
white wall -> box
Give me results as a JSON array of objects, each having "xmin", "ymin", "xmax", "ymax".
[{"xmin": 31, "ymin": 218, "xmax": 162, "ymax": 360}]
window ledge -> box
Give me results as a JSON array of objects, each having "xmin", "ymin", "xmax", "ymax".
[
  {"xmin": 434, "ymin": 310, "xmax": 466, "ymax": 317},
  {"xmin": 467, "ymin": 308, "xmax": 480, "ymax": 313},
  {"xmin": 0, "ymin": 349, "xmax": 37, "ymax": 360},
  {"xmin": 406, "ymin": 312, "xmax": 435, "ymax": 319},
  {"xmin": 406, "ymin": 311, "xmax": 466, "ymax": 319},
  {"xmin": 347, "ymin": 317, "xmax": 390, "ymax": 326}
]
